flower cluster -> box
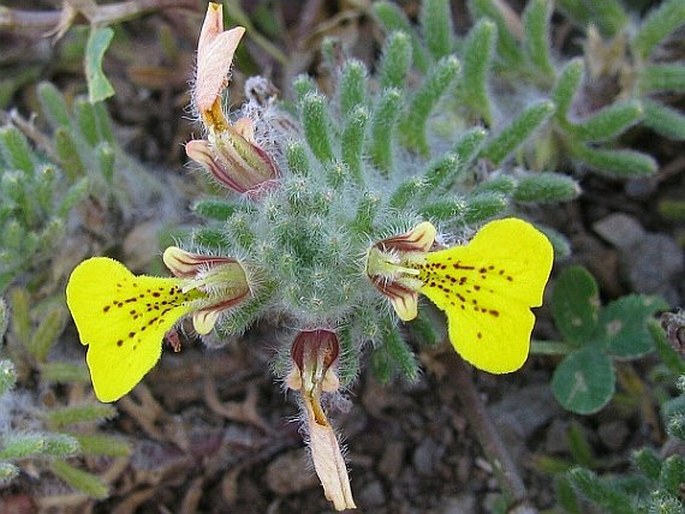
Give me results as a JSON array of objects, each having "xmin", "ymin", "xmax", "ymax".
[{"xmin": 65, "ymin": 3, "xmax": 555, "ymax": 509}]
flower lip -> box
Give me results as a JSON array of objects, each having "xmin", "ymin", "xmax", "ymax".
[
  {"xmin": 163, "ymin": 245, "xmax": 241, "ymax": 278},
  {"xmin": 374, "ymin": 221, "xmax": 437, "ymax": 254}
]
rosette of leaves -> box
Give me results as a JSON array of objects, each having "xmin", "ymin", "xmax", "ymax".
[
  {"xmin": 548, "ymin": 266, "xmax": 668, "ymax": 414},
  {"xmin": 375, "ymin": 0, "xmax": 685, "ymax": 178},
  {"xmin": 190, "ymin": 13, "xmax": 578, "ymax": 385}
]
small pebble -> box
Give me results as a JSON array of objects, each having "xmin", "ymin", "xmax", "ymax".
[
  {"xmin": 440, "ymin": 493, "xmax": 476, "ymax": 514},
  {"xmin": 265, "ymin": 450, "xmax": 318, "ymax": 495},
  {"xmin": 592, "ymin": 213, "xmax": 645, "ymax": 250},
  {"xmin": 358, "ymin": 479, "xmax": 386, "ymax": 507},
  {"xmin": 597, "ymin": 420, "xmax": 629, "ymax": 451}
]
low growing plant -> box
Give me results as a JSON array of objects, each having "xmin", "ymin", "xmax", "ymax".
[{"xmin": 59, "ymin": 2, "xmax": 581, "ymax": 509}]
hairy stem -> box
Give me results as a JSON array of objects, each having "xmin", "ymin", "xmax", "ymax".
[{"xmin": 450, "ymin": 353, "xmax": 537, "ymax": 513}]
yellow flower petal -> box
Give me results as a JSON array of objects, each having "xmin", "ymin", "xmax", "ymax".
[
  {"xmin": 66, "ymin": 257, "xmax": 200, "ymax": 402},
  {"xmin": 416, "ymin": 218, "xmax": 553, "ymax": 373}
]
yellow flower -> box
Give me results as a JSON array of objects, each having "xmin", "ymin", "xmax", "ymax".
[
  {"xmin": 66, "ymin": 248, "xmax": 250, "ymax": 402},
  {"xmin": 366, "ymin": 218, "xmax": 554, "ymax": 373}
]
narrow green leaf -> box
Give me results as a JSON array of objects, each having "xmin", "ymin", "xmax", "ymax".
[
  {"xmin": 192, "ymin": 199, "xmax": 239, "ymax": 220},
  {"xmin": 40, "ymin": 361, "xmax": 91, "ymax": 384},
  {"xmin": 383, "ymin": 324, "xmax": 419, "ymax": 382},
  {"xmin": 585, "ymin": 0, "xmax": 627, "ymax": 38},
  {"xmin": 555, "ymin": 0, "xmax": 591, "ymax": 27},
  {"xmin": 58, "ymin": 177, "xmax": 89, "ymax": 217},
  {"xmin": 28, "ymin": 304, "xmax": 66, "ymax": 363},
  {"xmin": 341, "ymin": 105, "xmax": 369, "ymax": 183},
  {"xmin": 642, "ymin": 100, "xmax": 685, "ymax": 141},
  {"xmin": 192, "ymin": 227, "xmax": 225, "ymax": 250},
  {"xmin": 469, "ymin": 0, "xmax": 525, "ymax": 67},
  {"xmin": 632, "ymin": 0, "xmax": 685, "ymax": 59},
  {"xmin": 46, "ymin": 403, "xmax": 117, "ymax": 429},
  {"xmin": 463, "ymin": 192, "xmax": 507, "ymax": 224},
  {"xmin": 55, "ymin": 127, "xmax": 86, "ymax": 181},
  {"xmin": 639, "ymin": 64, "xmax": 685, "ymax": 94},
  {"xmin": 0, "ymin": 126, "xmax": 34, "ymax": 174},
  {"xmin": 389, "ymin": 176, "xmax": 428, "ymax": 210},
  {"xmin": 567, "ymin": 421, "xmax": 594, "ymax": 467},
  {"xmin": 300, "ymin": 92, "xmax": 335, "ymax": 163},
  {"xmin": 378, "ymin": 31, "xmax": 413, "ymax": 91},
  {"xmin": 34, "ymin": 164, "xmax": 57, "ymax": 213},
  {"xmin": 553, "ymin": 58, "xmax": 584, "ymax": 123},
  {"xmin": 75, "ymin": 434, "xmax": 130, "ymax": 457},
  {"xmin": 421, "ymin": 153, "xmax": 460, "ymax": 193},
  {"xmin": 420, "ymin": 0, "xmax": 454, "ymax": 60},
  {"xmin": 567, "ymin": 467, "xmax": 633, "ymax": 514},
  {"xmin": 336, "ymin": 326, "xmax": 359, "ymax": 387},
  {"xmin": 85, "ymin": 26, "xmax": 115, "ymax": 103},
  {"xmin": 474, "ymin": 175, "xmax": 517, "ymax": 195},
  {"xmin": 0, "ymin": 433, "xmax": 77, "ymax": 459},
  {"xmin": 50, "ymin": 460, "xmax": 109, "ymax": 499},
  {"xmin": 293, "ymin": 74, "xmax": 317, "ymax": 102},
  {"xmin": 569, "ymin": 143, "xmax": 657, "ymax": 177},
  {"xmin": 74, "ymin": 99, "xmax": 99, "ymax": 147},
  {"xmin": 480, "ymin": 100, "xmax": 555, "ymax": 165},
  {"xmin": 408, "ymin": 313, "xmax": 439, "ymax": 347},
  {"xmin": 37, "ymin": 82, "xmax": 71, "ymax": 127},
  {"xmin": 370, "ymin": 88, "xmax": 402, "ymax": 173},
  {"xmin": 568, "ymin": 100, "xmax": 643, "ymax": 142},
  {"xmin": 9, "ymin": 288, "xmax": 30, "ymax": 347},
  {"xmin": 339, "ymin": 59, "xmax": 367, "ymax": 117},
  {"xmin": 93, "ymin": 101, "xmax": 115, "ymax": 143},
  {"xmin": 523, "ymin": 0, "xmax": 555, "ymax": 78},
  {"xmin": 373, "ymin": 1, "xmax": 430, "ymax": 72},
  {"xmin": 419, "ymin": 198, "xmax": 467, "ymax": 221},
  {"xmin": 95, "ymin": 143, "xmax": 115, "ymax": 183},
  {"xmin": 352, "ymin": 190, "xmax": 381, "ymax": 235},
  {"xmin": 400, "ymin": 55, "xmax": 461, "ymax": 155},
  {"xmin": 551, "ymin": 266, "xmax": 599, "ymax": 344},
  {"xmin": 452, "ymin": 127, "xmax": 488, "ymax": 164},
  {"xmin": 555, "ymin": 475, "xmax": 582, "ymax": 514},
  {"xmin": 226, "ymin": 212, "xmax": 256, "ymax": 251},
  {"xmin": 514, "ymin": 173, "xmax": 580, "ymax": 203},
  {"xmin": 660, "ymin": 455, "xmax": 685, "ymax": 497},
  {"xmin": 43, "ymin": 434, "xmax": 80, "ymax": 457},
  {"xmin": 461, "ymin": 19, "xmax": 496, "ymax": 125},
  {"xmin": 632, "ymin": 447, "xmax": 662, "ymax": 481},
  {"xmin": 285, "ymin": 140, "xmax": 310, "ymax": 177},
  {"xmin": 552, "ymin": 348, "xmax": 615, "ymax": 415}
]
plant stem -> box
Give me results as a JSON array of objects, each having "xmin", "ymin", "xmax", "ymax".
[{"xmin": 450, "ymin": 352, "xmax": 538, "ymax": 513}]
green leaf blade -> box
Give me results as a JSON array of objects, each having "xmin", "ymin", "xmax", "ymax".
[
  {"xmin": 552, "ymin": 348, "xmax": 615, "ymax": 415},
  {"xmin": 85, "ymin": 27, "xmax": 115, "ymax": 103}
]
